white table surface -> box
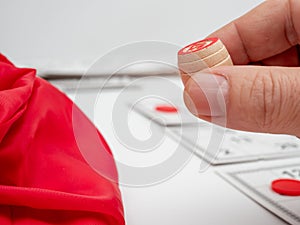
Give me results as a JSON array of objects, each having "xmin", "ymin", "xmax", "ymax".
[{"xmin": 63, "ymin": 75, "xmax": 288, "ymax": 225}]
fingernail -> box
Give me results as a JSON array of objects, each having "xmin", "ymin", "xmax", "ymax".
[{"xmin": 183, "ymin": 72, "xmax": 228, "ymax": 117}]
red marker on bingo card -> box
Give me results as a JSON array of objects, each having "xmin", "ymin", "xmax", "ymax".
[{"xmin": 271, "ymin": 179, "xmax": 300, "ymax": 196}]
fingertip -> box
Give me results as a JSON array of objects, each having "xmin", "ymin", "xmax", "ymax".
[{"xmin": 183, "ymin": 72, "xmax": 229, "ymax": 119}]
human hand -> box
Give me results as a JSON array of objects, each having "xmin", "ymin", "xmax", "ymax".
[{"xmin": 182, "ymin": 0, "xmax": 300, "ymax": 136}]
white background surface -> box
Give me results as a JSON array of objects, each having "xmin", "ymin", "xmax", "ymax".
[
  {"xmin": 66, "ymin": 76, "xmax": 288, "ymax": 225},
  {"xmin": 0, "ymin": 0, "xmax": 263, "ymax": 72}
]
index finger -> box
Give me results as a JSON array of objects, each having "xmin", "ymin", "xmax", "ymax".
[{"xmin": 209, "ymin": 0, "xmax": 300, "ymax": 64}]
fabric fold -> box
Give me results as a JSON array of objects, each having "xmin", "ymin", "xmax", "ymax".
[{"xmin": 0, "ymin": 54, "xmax": 124, "ymax": 225}]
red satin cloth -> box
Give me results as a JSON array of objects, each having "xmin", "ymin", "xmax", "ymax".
[{"xmin": 0, "ymin": 54, "xmax": 124, "ymax": 225}]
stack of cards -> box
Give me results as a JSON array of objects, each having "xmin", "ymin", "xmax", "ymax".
[{"xmin": 177, "ymin": 37, "xmax": 233, "ymax": 82}]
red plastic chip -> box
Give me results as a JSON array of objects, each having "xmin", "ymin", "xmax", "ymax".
[
  {"xmin": 155, "ymin": 105, "xmax": 178, "ymax": 113},
  {"xmin": 271, "ymin": 179, "xmax": 300, "ymax": 196}
]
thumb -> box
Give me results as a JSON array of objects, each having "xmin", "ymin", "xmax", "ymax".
[{"xmin": 183, "ymin": 66, "xmax": 300, "ymax": 136}]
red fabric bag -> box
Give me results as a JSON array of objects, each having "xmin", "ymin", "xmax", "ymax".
[{"xmin": 0, "ymin": 54, "xmax": 124, "ymax": 225}]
